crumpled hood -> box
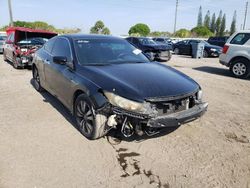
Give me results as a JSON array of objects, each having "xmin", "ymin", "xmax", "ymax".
[{"xmin": 79, "ymin": 62, "xmax": 199, "ymax": 102}]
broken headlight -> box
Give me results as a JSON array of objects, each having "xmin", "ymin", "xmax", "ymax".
[{"xmin": 104, "ymin": 92, "xmax": 149, "ymax": 113}]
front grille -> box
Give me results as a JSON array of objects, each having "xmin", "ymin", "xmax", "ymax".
[{"xmin": 150, "ymin": 96, "xmax": 196, "ymax": 116}]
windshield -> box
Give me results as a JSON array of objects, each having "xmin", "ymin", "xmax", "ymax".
[
  {"xmin": 74, "ymin": 38, "xmax": 150, "ymax": 65},
  {"xmin": 138, "ymin": 38, "xmax": 156, "ymax": 45},
  {"xmin": 18, "ymin": 37, "xmax": 48, "ymax": 45}
]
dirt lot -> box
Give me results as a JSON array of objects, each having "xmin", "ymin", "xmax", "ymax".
[{"xmin": 0, "ymin": 54, "xmax": 250, "ymax": 188}]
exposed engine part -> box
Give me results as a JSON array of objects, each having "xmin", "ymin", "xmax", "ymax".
[
  {"xmin": 121, "ymin": 117, "xmax": 134, "ymax": 138},
  {"xmin": 107, "ymin": 114, "xmax": 117, "ymax": 127},
  {"xmin": 135, "ymin": 124, "xmax": 144, "ymax": 136},
  {"xmin": 145, "ymin": 127, "xmax": 160, "ymax": 136}
]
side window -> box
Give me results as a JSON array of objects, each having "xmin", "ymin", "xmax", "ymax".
[
  {"xmin": 230, "ymin": 33, "xmax": 250, "ymax": 45},
  {"xmin": 52, "ymin": 38, "xmax": 72, "ymax": 61},
  {"xmin": 7, "ymin": 33, "xmax": 14, "ymax": 42},
  {"xmin": 44, "ymin": 37, "xmax": 56, "ymax": 53}
]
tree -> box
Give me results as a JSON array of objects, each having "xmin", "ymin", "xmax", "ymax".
[
  {"xmin": 230, "ymin": 11, "xmax": 237, "ymax": 35},
  {"xmin": 90, "ymin": 20, "xmax": 111, "ymax": 35},
  {"xmin": 149, "ymin": 31, "xmax": 171, "ymax": 37},
  {"xmin": 219, "ymin": 14, "xmax": 226, "ymax": 36},
  {"xmin": 210, "ymin": 13, "xmax": 216, "ymax": 33},
  {"xmin": 197, "ymin": 6, "xmax": 203, "ymax": 27},
  {"xmin": 174, "ymin": 29, "xmax": 191, "ymax": 38},
  {"xmin": 102, "ymin": 27, "xmax": 111, "ymax": 35},
  {"xmin": 0, "ymin": 20, "xmax": 81, "ymax": 34},
  {"xmin": 215, "ymin": 10, "xmax": 223, "ymax": 36},
  {"xmin": 128, "ymin": 23, "xmax": 150, "ymax": 36},
  {"xmin": 204, "ymin": 10, "xmax": 211, "ymax": 28},
  {"xmin": 191, "ymin": 26, "xmax": 213, "ymax": 37}
]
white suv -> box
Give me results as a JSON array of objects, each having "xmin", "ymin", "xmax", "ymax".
[{"xmin": 219, "ymin": 30, "xmax": 250, "ymax": 79}]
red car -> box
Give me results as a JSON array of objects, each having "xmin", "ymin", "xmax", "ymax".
[{"xmin": 3, "ymin": 27, "xmax": 57, "ymax": 69}]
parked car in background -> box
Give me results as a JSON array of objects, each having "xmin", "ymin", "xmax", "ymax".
[
  {"xmin": 219, "ymin": 31, "xmax": 250, "ymax": 79},
  {"xmin": 0, "ymin": 35, "xmax": 7, "ymax": 53},
  {"xmin": 3, "ymin": 27, "xmax": 57, "ymax": 69},
  {"xmin": 126, "ymin": 37, "xmax": 172, "ymax": 61},
  {"xmin": 208, "ymin": 36, "xmax": 229, "ymax": 47},
  {"xmin": 153, "ymin": 37, "xmax": 173, "ymax": 50},
  {"xmin": 173, "ymin": 39, "xmax": 222, "ymax": 57},
  {"xmin": 32, "ymin": 34, "xmax": 208, "ymax": 140}
]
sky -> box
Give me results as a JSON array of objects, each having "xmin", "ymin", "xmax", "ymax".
[{"xmin": 0, "ymin": 0, "xmax": 249, "ymax": 35}]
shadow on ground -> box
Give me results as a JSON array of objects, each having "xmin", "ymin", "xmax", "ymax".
[
  {"xmin": 194, "ymin": 66, "xmax": 232, "ymax": 77},
  {"xmin": 30, "ymin": 78, "xmax": 179, "ymax": 143}
]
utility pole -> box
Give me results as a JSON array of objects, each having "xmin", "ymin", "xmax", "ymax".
[
  {"xmin": 174, "ymin": 0, "xmax": 179, "ymax": 33},
  {"xmin": 243, "ymin": 1, "xmax": 248, "ymax": 30},
  {"xmin": 8, "ymin": 0, "xmax": 14, "ymax": 26}
]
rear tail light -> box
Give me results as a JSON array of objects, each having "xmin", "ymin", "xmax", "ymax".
[{"xmin": 222, "ymin": 45, "xmax": 229, "ymax": 54}]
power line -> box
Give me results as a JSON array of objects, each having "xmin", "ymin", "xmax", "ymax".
[
  {"xmin": 243, "ymin": 1, "xmax": 248, "ymax": 30},
  {"xmin": 8, "ymin": 0, "xmax": 14, "ymax": 26},
  {"xmin": 174, "ymin": 0, "xmax": 179, "ymax": 33}
]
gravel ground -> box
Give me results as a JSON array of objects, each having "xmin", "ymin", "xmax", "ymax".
[{"xmin": 0, "ymin": 54, "xmax": 250, "ymax": 188}]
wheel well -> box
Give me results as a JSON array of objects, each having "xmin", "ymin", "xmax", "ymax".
[{"xmin": 229, "ymin": 56, "xmax": 250, "ymax": 66}]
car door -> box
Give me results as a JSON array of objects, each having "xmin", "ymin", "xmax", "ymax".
[
  {"xmin": 177, "ymin": 40, "xmax": 188, "ymax": 54},
  {"xmin": 5, "ymin": 32, "xmax": 14, "ymax": 59},
  {"xmin": 45, "ymin": 37, "xmax": 75, "ymax": 108}
]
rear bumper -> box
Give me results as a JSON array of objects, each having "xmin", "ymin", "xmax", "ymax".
[
  {"xmin": 147, "ymin": 102, "xmax": 208, "ymax": 128},
  {"xmin": 219, "ymin": 60, "xmax": 229, "ymax": 67}
]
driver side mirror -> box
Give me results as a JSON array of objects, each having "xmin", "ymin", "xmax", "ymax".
[{"xmin": 53, "ymin": 56, "xmax": 74, "ymax": 70}]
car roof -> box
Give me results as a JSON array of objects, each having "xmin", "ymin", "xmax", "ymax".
[
  {"xmin": 60, "ymin": 34, "xmax": 122, "ymax": 40},
  {"xmin": 6, "ymin": 27, "xmax": 57, "ymax": 35}
]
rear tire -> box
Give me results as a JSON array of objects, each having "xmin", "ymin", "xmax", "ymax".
[
  {"xmin": 74, "ymin": 94, "xmax": 107, "ymax": 140},
  {"xmin": 230, "ymin": 58, "xmax": 249, "ymax": 79},
  {"xmin": 32, "ymin": 66, "xmax": 44, "ymax": 92}
]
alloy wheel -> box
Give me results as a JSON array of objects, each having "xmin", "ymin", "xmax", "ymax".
[
  {"xmin": 33, "ymin": 68, "xmax": 41, "ymax": 91},
  {"xmin": 76, "ymin": 100, "xmax": 94, "ymax": 136},
  {"xmin": 232, "ymin": 62, "xmax": 247, "ymax": 76}
]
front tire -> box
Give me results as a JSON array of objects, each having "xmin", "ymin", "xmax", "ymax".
[
  {"xmin": 13, "ymin": 56, "xmax": 21, "ymax": 69},
  {"xmin": 230, "ymin": 58, "xmax": 249, "ymax": 79},
  {"xmin": 174, "ymin": 48, "xmax": 179, "ymax": 55},
  {"xmin": 3, "ymin": 50, "xmax": 7, "ymax": 61},
  {"xmin": 203, "ymin": 50, "xmax": 208, "ymax": 58},
  {"xmin": 74, "ymin": 94, "xmax": 107, "ymax": 140}
]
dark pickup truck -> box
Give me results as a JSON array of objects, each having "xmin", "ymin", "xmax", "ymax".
[{"xmin": 126, "ymin": 37, "xmax": 172, "ymax": 62}]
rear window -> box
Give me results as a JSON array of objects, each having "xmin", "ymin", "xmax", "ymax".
[{"xmin": 230, "ymin": 33, "xmax": 250, "ymax": 45}]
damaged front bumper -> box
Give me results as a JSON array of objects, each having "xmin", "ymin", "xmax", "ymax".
[
  {"xmin": 104, "ymin": 101, "xmax": 208, "ymax": 137},
  {"xmin": 147, "ymin": 102, "xmax": 208, "ymax": 128}
]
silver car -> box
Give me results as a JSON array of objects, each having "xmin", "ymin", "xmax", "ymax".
[{"xmin": 0, "ymin": 35, "xmax": 7, "ymax": 53}]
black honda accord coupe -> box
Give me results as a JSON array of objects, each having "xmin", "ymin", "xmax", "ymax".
[{"xmin": 32, "ymin": 34, "xmax": 208, "ymax": 140}]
